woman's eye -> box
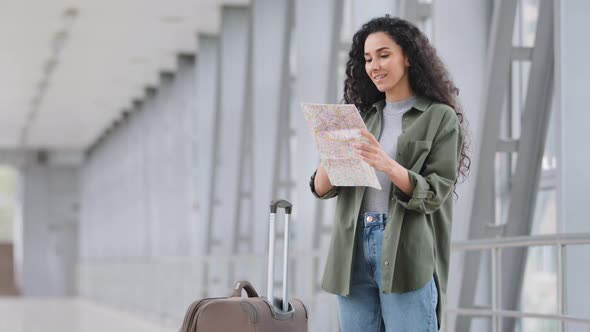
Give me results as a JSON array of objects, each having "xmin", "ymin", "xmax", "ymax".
[
  {"xmin": 365, "ymin": 58, "xmax": 372, "ymax": 63},
  {"xmin": 380, "ymin": 54, "xmax": 389, "ymax": 59}
]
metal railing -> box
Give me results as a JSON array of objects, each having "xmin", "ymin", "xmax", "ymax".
[
  {"xmin": 446, "ymin": 233, "xmax": 590, "ymax": 332},
  {"xmin": 78, "ymin": 250, "xmax": 340, "ymax": 331},
  {"xmin": 79, "ymin": 233, "xmax": 590, "ymax": 331}
]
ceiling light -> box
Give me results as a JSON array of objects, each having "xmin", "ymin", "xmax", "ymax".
[
  {"xmin": 51, "ymin": 31, "xmax": 68, "ymax": 53},
  {"xmin": 21, "ymin": 4, "xmax": 78, "ymax": 148},
  {"xmin": 63, "ymin": 8, "xmax": 78, "ymax": 20},
  {"xmin": 43, "ymin": 59, "xmax": 57, "ymax": 75},
  {"xmin": 37, "ymin": 79, "xmax": 48, "ymax": 92}
]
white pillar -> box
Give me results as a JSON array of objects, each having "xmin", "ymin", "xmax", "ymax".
[
  {"xmin": 295, "ymin": 1, "xmax": 342, "ymax": 331},
  {"xmin": 20, "ymin": 152, "xmax": 80, "ymax": 296},
  {"xmin": 194, "ymin": 35, "xmax": 219, "ymax": 257},
  {"xmin": 557, "ymin": 0, "xmax": 590, "ymax": 328},
  {"xmin": 206, "ymin": 6, "xmax": 251, "ymax": 296},
  {"xmin": 432, "ymin": 1, "xmax": 489, "ymax": 331},
  {"xmin": 250, "ymin": 0, "xmax": 293, "ymax": 291}
]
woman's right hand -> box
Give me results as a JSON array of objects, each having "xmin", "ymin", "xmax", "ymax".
[{"xmin": 314, "ymin": 163, "xmax": 334, "ymax": 197}]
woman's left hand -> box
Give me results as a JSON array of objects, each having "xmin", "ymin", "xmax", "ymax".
[{"xmin": 354, "ymin": 129, "xmax": 396, "ymax": 173}]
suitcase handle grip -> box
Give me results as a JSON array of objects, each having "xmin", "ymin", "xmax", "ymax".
[
  {"xmin": 231, "ymin": 280, "xmax": 259, "ymax": 298},
  {"xmin": 270, "ymin": 199, "xmax": 292, "ymax": 214}
]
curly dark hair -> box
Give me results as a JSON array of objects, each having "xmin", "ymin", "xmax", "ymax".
[{"xmin": 344, "ymin": 15, "xmax": 471, "ymax": 187}]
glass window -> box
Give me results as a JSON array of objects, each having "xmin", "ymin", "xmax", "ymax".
[
  {"xmin": 0, "ymin": 166, "xmax": 18, "ymax": 244},
  {"xmin": 0, "ymin": 206, "xmax": 14, "ymax": 243},
  {"xmin": 0, "ymin": 167, "xmax": 16, "ymax": 195},
  {"xmin": 513, "ymin": 0, "xmax": 540, "ymax": 48}
]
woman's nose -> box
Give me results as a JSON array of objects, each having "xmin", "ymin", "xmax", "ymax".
[{"xmin": 370, "ymin": 59, "xmax": 380, "ymax": 70}]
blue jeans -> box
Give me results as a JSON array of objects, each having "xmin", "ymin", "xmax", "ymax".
[{"xmin": 337, "ymin": 212, "xmax": 438, "ymax": 332}]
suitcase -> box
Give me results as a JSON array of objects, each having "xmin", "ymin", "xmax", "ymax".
[{"xmin": 179, "ymin": 199, "xmax": 308, "ymax": 332}]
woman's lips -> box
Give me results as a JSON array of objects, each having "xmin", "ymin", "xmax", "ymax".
[{"xmin": 373, "ymin": 73, "xmax": 387, "ymax": 82}]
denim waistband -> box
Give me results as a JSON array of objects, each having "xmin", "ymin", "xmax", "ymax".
[{"xmin": 359, "ymin": 212, "xmax": 387, "ymax": 227}]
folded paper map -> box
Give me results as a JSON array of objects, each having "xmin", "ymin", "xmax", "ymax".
[{"xmin": 301, "ymin": 103, "xmax": 381, "ymax": 189}]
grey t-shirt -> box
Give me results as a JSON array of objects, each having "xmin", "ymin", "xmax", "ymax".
[{"xmin": 359, "ymin": 96, "xmax": 416, "ymax": 215}]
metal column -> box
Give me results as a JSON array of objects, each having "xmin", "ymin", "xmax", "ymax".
[
  {"xmin": 456, "ymin": 0, "xmax": 556, "ymax": 331},
  {"xmin": 250, "ymin": 0, "xmax": 295, "ymax": 297},
  {"xmin": 294, "ymin": 1, "xmax": 343, "ymax": 331},
  {"xmin": 500, "ymin": 1, "xmax": 554, "ymax": 331},
  {"xmin": 194, "ymin": 34, "xmax": 220, "ymax": 298},
  {"xmin": 204, "ymin": 6, "xmax": 251, "ymax": 297}
]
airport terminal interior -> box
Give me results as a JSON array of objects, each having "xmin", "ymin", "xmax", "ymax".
[{"xmin": 1, "ymin": 0, "xmax": 589, "ymax": 331}]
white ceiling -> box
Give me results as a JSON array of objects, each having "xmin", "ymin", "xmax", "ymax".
[{"xmin": 0, "ymin": 0, "xmax": 248, "ymax": 150}]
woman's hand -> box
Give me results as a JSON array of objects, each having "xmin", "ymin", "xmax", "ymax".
[
  {"xmin": 354, "ymin": 129, "xmax": 414, "ymax": 195},
  {"xmin": 354, "ymin": 129, "xmax": 396, "ymax": 173}
]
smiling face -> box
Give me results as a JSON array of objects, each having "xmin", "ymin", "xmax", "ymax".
[{"xmin": 364, "ymin": 31, "xmax": 412, "ymax": 101}]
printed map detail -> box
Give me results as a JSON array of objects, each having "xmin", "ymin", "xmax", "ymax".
[{"xmin": 301, "ymin": 103, "xmax": 381, "ymax": 189}]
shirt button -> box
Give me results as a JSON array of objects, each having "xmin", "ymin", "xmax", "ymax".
[
  {"xmin": 384, "ymin": 261, "xmax": 389, "ymax": 266},
  {"xmin": 366, "ymin": 216, "xmax": 374, "ymax": 222}
]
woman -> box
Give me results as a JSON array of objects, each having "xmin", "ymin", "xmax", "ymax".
[{"xmin": 309, "ymin": 15, "xmax": 470, "ymax": 331}]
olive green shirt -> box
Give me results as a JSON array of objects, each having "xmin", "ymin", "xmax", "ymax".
[{"xmin": 310, "ymin": 96, "xmax": 462, "ymax": 327}]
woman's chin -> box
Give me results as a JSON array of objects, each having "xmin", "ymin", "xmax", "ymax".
[{"xmin": 375, "ymin": 84, "xmax": 390, "ymax": 92}]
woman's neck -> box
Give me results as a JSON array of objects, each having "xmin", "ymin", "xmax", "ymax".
[{"xmin": 385, "ymin": 77, "xmax": 413, "ymax": 102}]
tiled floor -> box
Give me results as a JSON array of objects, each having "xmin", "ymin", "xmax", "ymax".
[{"xmin": 0, "ymin": 297, "xmax": 178, "ymax": 332}]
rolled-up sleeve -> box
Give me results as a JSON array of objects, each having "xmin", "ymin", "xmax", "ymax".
[
  {"xmin": 393, "ymin": 110, "xmax": 462, "ymax": 214},
  {"xmin": 309, "ymin": 170, "xmax": 339, "ymax": 199}
]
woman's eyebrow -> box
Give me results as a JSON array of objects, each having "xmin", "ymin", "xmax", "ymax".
[{"xmin": 364, "ymin": 47, "xmax": 391, "ymax": 56}]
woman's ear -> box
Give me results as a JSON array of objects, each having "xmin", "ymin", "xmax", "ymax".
[{"xmin": 404, "ymin": 56, "xmax": 410, "ymax": 67}]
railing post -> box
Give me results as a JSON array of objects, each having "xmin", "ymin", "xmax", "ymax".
[
  {"xmin": 492, "ymin": 247, "xmax": 498, "ymax": 332},
  {"xmin": 557, "ymin": 244, "xmax": 566, "ymax": 332},
  {"xmin": 449, "ymin": 233, "xmax": 590, "ymax": 331},
  {"xmin": 498, "ymin": 247, "xmax": 503, "ymax": 332},
  {"xmin": 491, "ymin": 246, "xmax": 503, "ymax": 332}
]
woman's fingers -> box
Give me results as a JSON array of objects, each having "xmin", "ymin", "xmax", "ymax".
[
  {"xmin": 353, "ymin": 141, "xmax": 371, "ymax": 151},
  {"xmin": 358, "ymin": 129, "xmax": 379, "ymax": 145},
  {"xmin": 354, "ymin": 131, "xmax": 389, "ymax": 170},
  {"xmin": 354, "ymin": 143, "xmax": 378, "ymax": 160},
  {"xmin": 359, "ymin": 156, "xmax": 371, "ymax": 164},
  {"xmin": 355, "ymin": 148, "xmax": 370, "ymax": 158},
  {"xmin": 355, "ymin": 144, "xmax": 378, "ymax": 164}
]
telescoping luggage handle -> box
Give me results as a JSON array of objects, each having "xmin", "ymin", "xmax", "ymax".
[{"xmin": 268, "ymin": 199, "xmax": 293, "ymax": 313}]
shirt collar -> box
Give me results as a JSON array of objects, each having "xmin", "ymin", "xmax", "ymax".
[
  {"xmin": 412, "ymin": 96, "xmax": 431, "ymax": 112},
  {"xmin": 370, "ymin": 95, "xmax": 431, "ymax": 113}
]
